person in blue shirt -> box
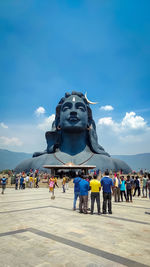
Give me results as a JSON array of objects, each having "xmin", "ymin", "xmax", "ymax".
[
  {"xmin": 79, "ymin": 175, "xmax": 90, "ymax": 214},
  {"xmin": 1, "ymin": 176, "xmax": 7, "ymax": 194},
  {"xmin": 73, "ymin": 173, "xmax": 82, "ymax": 210},
  {"xmin": 101, "ymin": 170, "xmax": 114, "ymax": 214},
  {"xmin": 19, "ymin": 176, "xmax": 24, "ymax": 190},
  {"xmin": 120, "ymin": 176, "xmax": 127, "ymax": 201}
]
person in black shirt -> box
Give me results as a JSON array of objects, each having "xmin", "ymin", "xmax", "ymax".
[
  {"xmin": 15, "ymin": 176, "xmax": 19, "ymax": 190},
  {"xmin": 125, "ymin": 175, "xmax": 133, "ymax": 202},
  {"xmin": 133, "ymin": 176, "xmax": 140, "ymax": 197}
]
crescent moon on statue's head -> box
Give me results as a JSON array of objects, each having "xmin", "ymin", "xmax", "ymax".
[{"xmin": 84, "ymin": 92, "xmax": 98, "ymax": 105}]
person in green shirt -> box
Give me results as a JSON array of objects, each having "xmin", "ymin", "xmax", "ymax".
[{"xmin": 142, "ymin": 175, "xmax": 148, "ymax": 198}]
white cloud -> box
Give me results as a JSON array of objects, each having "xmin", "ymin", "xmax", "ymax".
[
  {"xmin": 0, "ymin": 122, "xmax": 8, "ymax": 129},
  {"xmin": 0, "ymin": 136, "xmax": 22, "ymax": 146},
  {"xmin": 100, "ymin": 105, "xmax": 114, "ymax": 111},
  {"xmin": 35, "ymin": 106, "xmax": 45, "ymax": 116},
  {"xmin": 38, "ymin": 114, "xmax": 55, "ymax": 131},
  {"xmin": 97, "ymin": 111, "xmax": 150, "ymax": 154},
  {"xmin": 98, "ymin": 117, "xmax": 120, "ymax": 133},
  {"xmin": 98, "ymin": 117, "xmax": 114, "ymax": 126},
  {"xmin": 0, "ymin": 123, "xmax": 46, "ymax": 153},
  {"xmin": 98, "ymin": 112, "xmax": 148, "ymax": 133},
  {"xmin": 121, "ymin": 112, "xmax": 146, "ymax": 129},
  {"xmin": 0, "ymin": 114, "xmax": 55, "ymax": 153}
]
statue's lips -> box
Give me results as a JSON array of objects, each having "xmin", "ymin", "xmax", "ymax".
[{"xmin": 67, "ymin": 117, "xmax": 80, "ymax": 122}]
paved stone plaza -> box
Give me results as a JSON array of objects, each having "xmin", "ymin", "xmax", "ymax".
[{"xmin": 0, "ymin": 186, "xmax": 150, "ymax": 267}]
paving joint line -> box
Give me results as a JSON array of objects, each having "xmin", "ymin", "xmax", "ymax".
[
  {"xmin": 0, "ymin": 227, "xmax": 148, "ymax": 267},
  {"xmin": 0, "ymin": 205, "xmax": 150, "ymax": 225}
]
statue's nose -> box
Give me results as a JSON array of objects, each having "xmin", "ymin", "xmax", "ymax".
[{"xmin": 70, "ymin": 111, "xmax": 77, "ymax": 116}]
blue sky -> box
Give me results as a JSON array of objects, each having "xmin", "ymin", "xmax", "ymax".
[{"xmin": 0, "ymin": 0, "xmax": 150, "ymax": 155}]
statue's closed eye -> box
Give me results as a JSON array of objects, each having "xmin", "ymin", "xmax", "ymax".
[
  {"xmin": 62, "ymin": 106, "xmax": 70, "ymax": 111},
  {"xmin": 76, "ymin": 103, "xmax": 86, "ymax": 111},
  {"xmin": 62, "ymin": 102, "xmax": 72, "ymax": 111},
  {"xmin": 78, "ymin": 106, "xmax": 85, "ymax": 111}
]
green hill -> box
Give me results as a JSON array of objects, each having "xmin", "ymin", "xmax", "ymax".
[
  {"xmin": 0, "ymin": 149, "xmax": 32, "ymax": 171},
  {"xmin": 112, "ymin": 153, "xmax": 150, "ymax": 172}
]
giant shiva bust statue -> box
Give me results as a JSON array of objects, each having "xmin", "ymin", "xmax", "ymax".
[{"xmin": 14, "ymin": 91, "xmax": 131, "ymax": 173}]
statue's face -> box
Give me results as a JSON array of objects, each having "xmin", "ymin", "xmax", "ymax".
[{"xmin": 59, "ymin": 95, "xmax": 88, "ymax": 132}]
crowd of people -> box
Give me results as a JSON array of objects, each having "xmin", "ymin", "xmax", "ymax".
[
  {"xmin": 0, "ymin": 169, "xmax": 42, "ymax": 193},
  {"xmin": 14, "ymin": 169, "xmax": 40, "ymax": 190},
  {"xmin": 1, "ymin": 169, "xmax": 150, "ymax": 216},
  {"xmin": 72, "ymin": 171, "xmax": 150, "ymax": 215}
]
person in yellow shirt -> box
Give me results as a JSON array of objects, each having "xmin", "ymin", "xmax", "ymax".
[
  {"xmin": 29, "ymin": 175, "xmax": 33, "ymax": 188},
  {"xmin": 90, "ymin": 174, "xmax": 101, "ymax": 215},
  {"xmin": 34, "ymin": 177, "xmax": 37, "ymax": 188}
]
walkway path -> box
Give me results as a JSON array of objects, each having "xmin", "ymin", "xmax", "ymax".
[{"xmin": 0, "ymin": 188, "xmax": 150, "ymax": 267}]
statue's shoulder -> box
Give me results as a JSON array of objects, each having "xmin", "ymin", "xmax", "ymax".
[
  {"xmin": 31, "ymin": 153, "xmax": 56, "ymax": 167},
  {"xmin": 88, "ymin": 154, "xmax": 115, "ymax": 170},
  {"xmin": 111, "ymin": 157, "xmax": 132, "ymax": 173},
  {"xmin": 89, "ymin": 154, "xmax": 131, "ymax": 173},
  {"xmin": 14, "ymin": 154, "xmax": 55, "ymax": 173},
  {"xmin": 14, "ymin": 157, "xmax": 34, "ymax": 173}
]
